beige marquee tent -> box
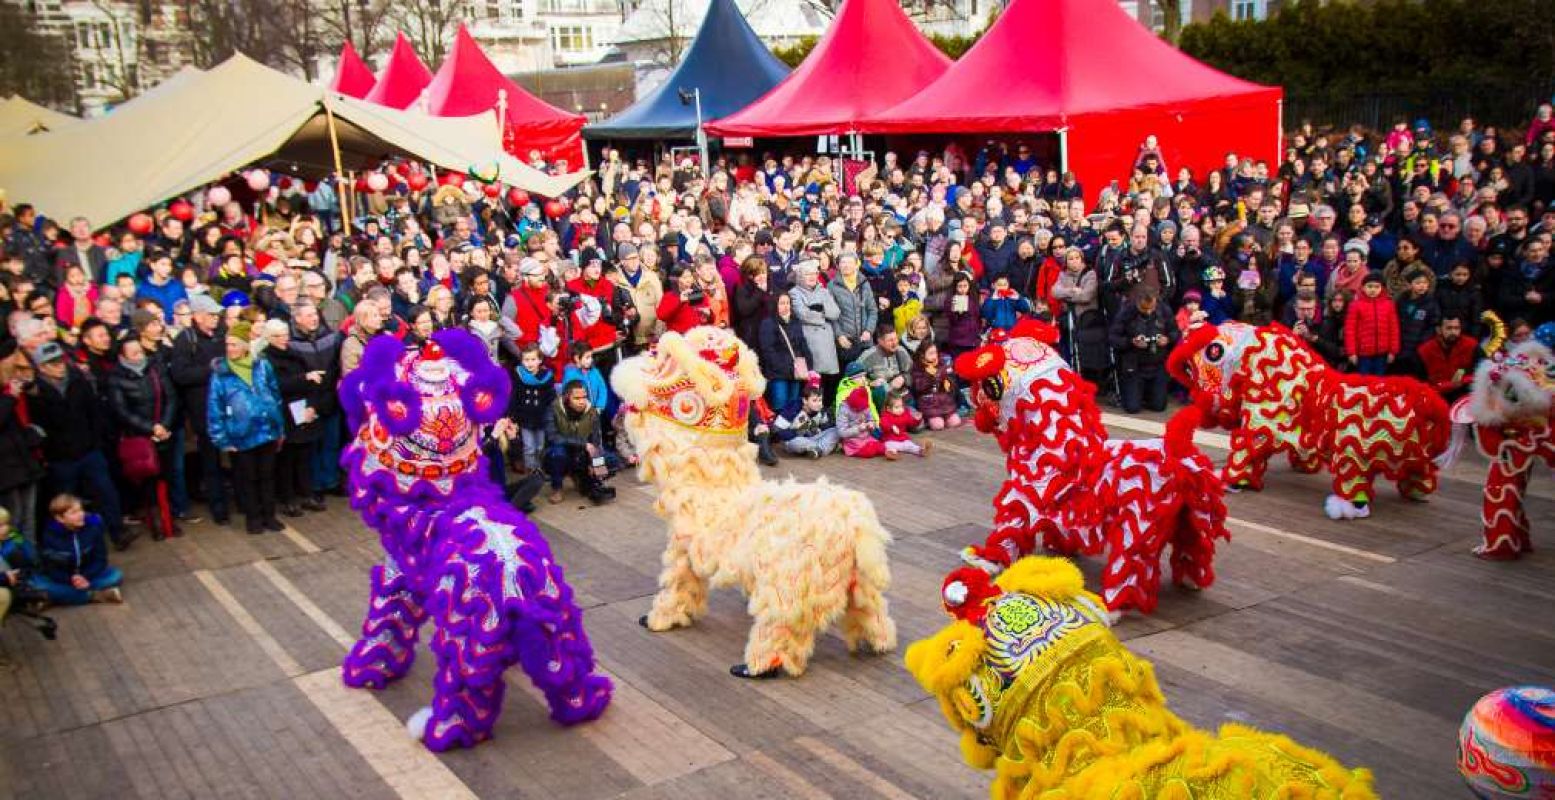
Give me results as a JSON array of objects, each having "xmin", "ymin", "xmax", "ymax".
[
  {"xmin": 0, "ymin": 95, "xmax": 79, "ymax": 137},
  {"xmin": 0, "ymin": 54, "xmax": 589, "ymax": 227}
]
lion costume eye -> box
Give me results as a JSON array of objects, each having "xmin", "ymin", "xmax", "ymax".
[{"xmin": 669, "ymin": 390, "xmax": 706, "ymax": 425}]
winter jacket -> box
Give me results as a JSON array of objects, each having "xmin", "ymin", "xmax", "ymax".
[
  {"xmin": 878, "ymin": 409, "xmax": 917, "ymax": 443},
  {"xmin": 1418, "ymin": 335, "xmax": 1479, "ymax": 395},
  {"xmin": 610, "ymin": 267, "xmax": 663, "ymax": 346},
  {"xmin": 266, "ymin": 346, "xmax": 327, "ymax": 444},
  {"xmin": 1344, "ymin": 293, "xmax": 1401, "ymax": 358},
  {"xmin": 1315, "ymin": 310, "xmax": 1347, "ymax": 366},
  {"xmin": 562, "ymin": 364, "xmax": 608, "ymax": 412},
  {"xmin": 945, "ymin": 293, "xmax": 984, "ymax": 350},
  {"xmin": 0, "ymin": 390, "xmax": 44, "ymax": 493},
  {"xmin": 975, "ymin": 237, "xmax": 1018, "ymax": 287},
  {"xmin": 136, "ymin": 277, "xmax": 189, "ymax": 322},
  {"xmin": 207, "ymin": 357, "xmax": 285, "ymax": 451},
  {"xmin": 29, "ymin": 366, "xmax": 111, "ymax": 462},
  {"xmin": 856, "ymin": 345, "xmax": 914, "ymax": 390},
  {"xmin": 732, "ymin": 280, "xmax": 773, "ymax": 351},
  {"xmin": 757, "ymin": 313, "xmax": 812, "ymax": 382},
  {"xmin": 169, "ymin": 324, "xmax": 226, "ymax": 431},
  {"xmin": 1395, "ymin": 292, "xmax": 1441, "ymax": 361},
  {"xmin": 39, "ymin": 513, "xmax": 112, "ymax": 585},
  {"xmin": 1200, "ymin": 290, "xmax": 1235, "ymax": 325},
  {"xmin": 509, "ymin": 366, "xmax": 556, "ymax": 430},
  {"xmin": 1496, "ymin": 259, "xmax": 1555, "ymax": 324},
  {"xmin": 772, "ymin": 404, "xmax": 835, "ymax": 442},
  {"xmin": 1108, "ymin": 303, "xmax": 1179, "ymax": 372},
  {"xmin": 980, "ymin": 292, "xmax": 1032, "ymax": 333},
  {"xmin": 656, "ymin": 289, "xmax": 712, "ymax": 334},
  {"xmin": 910, "ymin": 362, "xmax": 958, "ymax": 419},
  {"xmin": 1435, "ymin": 280, "xmax": 1484, "ymax": 335},
  {"xmin": 287, "ymin": 322, "xmax": 343, "ymax": 417},
  {"xmin": 828, "ymin": 275, "xmax": 878, "ymax": 344},
  {"xmin": 107, "ymin": 360, "xmax": 178, "ymax": 438},
  {"xmin": 1050, "ymin": 270, "xmax": 1098, "ymax": 318},
  {"xmin": 544, "ymin": 399, "xmax": 602, "ymax": 451},
  {"xmin": 789, "ymin": 283, "xmax": 842, "ymax": 375}
]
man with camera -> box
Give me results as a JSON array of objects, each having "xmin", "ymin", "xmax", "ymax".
[
  {"xmin": 657, "ymin": 264, "xmax": 713, "ymax": 335},
  {"xmin": 1108, "ymin": 288, "xmax": 1178, "ymax": 414},
  {"xmin": 543, "ymin": 380, "xmax": 615, "ymax": 506}
]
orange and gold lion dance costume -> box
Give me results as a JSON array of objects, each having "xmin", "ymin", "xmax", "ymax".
[
  {"xmin": 909, "ymin": 555, "xmax": 1379, "ymax": 799},
  {"xmin": 612, "ymin": 327, "xmax": 896, "ymax": 679},
  {"xmin": 1168, "ymin": 322, "xmax": 1449, "ymax": 520},
  {"xmin": 953, "ymin": 321, "xmax": 1228, "ymax": 615}
]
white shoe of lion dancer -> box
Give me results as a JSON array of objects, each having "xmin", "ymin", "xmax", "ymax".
[{"xmin": 1324, "ymin": 494, "xmax": 1370, "ymax": 521}]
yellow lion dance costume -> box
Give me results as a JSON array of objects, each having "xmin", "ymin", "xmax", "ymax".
[
  {"xmin": 612, "ymin": 326, "xmax": 897, "ymax": 679},
  {"xmin": 908, "ymin": 556, "xmax": 1378, "ymax": 798}
]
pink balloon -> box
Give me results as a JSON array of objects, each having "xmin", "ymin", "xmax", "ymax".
[
  {"xmin": 207, "ymin": 185, "xmax": 232, "ymax": 207},
  {"xmin": 366, "ymin": 172, "xmax": 390, "ymax": 193},
  {"xmin": 245, "ymin": 170, "xmax": 270, "ymax": 192}
]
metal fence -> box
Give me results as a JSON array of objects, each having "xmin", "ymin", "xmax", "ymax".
[{"xmin": 1284, "ymin": 79, "xmax": 1555, "ymax": 133}]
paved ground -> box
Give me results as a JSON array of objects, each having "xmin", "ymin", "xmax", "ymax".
[{"xmin": 1, "ymin": 412, "xmax": 1552, "ymax": 799}]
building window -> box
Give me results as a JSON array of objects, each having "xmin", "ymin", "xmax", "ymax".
[
  {"xmin": 1149, "ymin": 0, "xmax": 1164, "ymax": 30},
  {"xmin": 487, "ymin": 0, "xmax": 500, "ymax": 16},
  {"xmin": 1232, "ymin": 0, "xmax": 1260, "ymax": 19},
  {"xmin": 550, "ymin": 25, "xmax": 593, "ymax": 53}
]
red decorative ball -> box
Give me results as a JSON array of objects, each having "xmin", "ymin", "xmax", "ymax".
[
  {"xmin": 543, "ymin": 198, "xmax": 569, "ymax": 219},
  {"xmin": 406, "ymin": 172, "xmax": 430, "ymax": 191},
  {"xmin": 127, "ymin": 213, "xmax": 154, "ymax": 236},
  {"xmin": 438, "ymin": 171, "xmax": 465, "ymax": 187},
  {"xmin": 366, "ymin": 172, "xmax": 390, "ymax": 193},
  {"xmin": 482, "ymin": 183, "xmax": 501, "ymax": 199},
  {"xmin": 167, "ymin": 199, "xmax": 194, "ymax": 222},
  {"xmin": 506, "ymin": 188, "xmax": 530, "ymax": 207}
]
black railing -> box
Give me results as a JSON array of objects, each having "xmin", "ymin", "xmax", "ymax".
[{"xmin": 1284, "ymin": 79, "xmax": 1555, "ymax": 133}]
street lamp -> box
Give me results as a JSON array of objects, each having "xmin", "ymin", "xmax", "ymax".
[{"xmin": 677, "ymin": 86, "xmax": 709, "ymax": 178}]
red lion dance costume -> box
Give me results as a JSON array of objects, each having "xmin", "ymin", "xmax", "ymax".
[
  {"xmin": 1446, "ymin": 339, "xmax": 1555, "ymax": 560},
  {"xmin": 1168, "ymin": 322, "xmax": 1449, "ymax": 520},
  {"xmin": 953, "ymin": 320, "xmax": 1228, "ymax": 615}
]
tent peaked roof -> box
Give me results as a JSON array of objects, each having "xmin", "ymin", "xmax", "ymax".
[
  {"xmin": 865, "ymin": 0, "xmax": 1278, "ymax": 133},
  {"xmin": 425, "ymin": 25, "xmax": 583, "ymax": 134},
  {"xmin": 0, "ymin": 95, "xmax": 79, "ymax": 136},
  {"xmin": 707, "ymin": 0, "xmax": 950, "ymax": 137},
  {"xmin": 331, "ymin": 40, "xmax": 376, "ymax": 98},
  {"xmin": 365, "ymin": 33, "xmax": 432, "ymax": 110},
  {"xmin": 586, "ymin": 0, "xmax": 789, "ymax": 139}
]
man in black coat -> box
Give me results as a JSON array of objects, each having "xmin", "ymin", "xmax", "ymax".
[
  {"xmin": 169, "ymin": 294, "xmax": 229, "ymax": 523},
  {"xmin": 286, "ymin": 299, "xmax": 344, "ymax": 496},
  {"xmin": 1108, "ymin": 288, "xmax": 1179, "ymax": 414},
  {"xmin": 27, "ymin": 341, "xmax": 134, "ymax": 548}
]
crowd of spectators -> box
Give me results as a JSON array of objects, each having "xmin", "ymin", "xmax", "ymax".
[{"xmin": 2, "ymin": 107, "xmax": 1554, "ymax": 570}]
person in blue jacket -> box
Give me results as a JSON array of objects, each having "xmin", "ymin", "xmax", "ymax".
[
  {"xmin": 207, "ymin": 320, "xmax": 286, "ymax": 535},
  {"xmin": 980, "ymin": 274, "xmax": 1033, "ymax": 334},
  {"xmin": 34, "ymin": 494, "xmax": 123, "ymax": 605},
  {"xmin": 135, "ymin": 248, "xmax": 188, "ymax": 322}
]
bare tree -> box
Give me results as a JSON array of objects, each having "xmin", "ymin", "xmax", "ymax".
[
  {"xmin": 642, "ymin": 0, "xmax": 776, "ymax": 66},
  {"xmin": 0, "ymin": 2, "xmax": 77, "ymax": 110},
  {"xmin": 389, "ymin": 0, "xmax": 469, "ymax": 64}
]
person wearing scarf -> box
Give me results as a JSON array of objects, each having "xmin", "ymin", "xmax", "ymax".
[{"xmin": 206, "ymin": 320, "xmax": 285, "ymax": 535}]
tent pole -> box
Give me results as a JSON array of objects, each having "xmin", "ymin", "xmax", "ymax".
[
  {"xmin": 1276, "ymin": 97, "xmax": 1284, "ymax": 163},
  {"xmin": 496, "ymin": 89, "xmax": 508, "ymax": 145},
  {"xmin": 324, "ymin": 97, "xmax": 354, "ymax": 238},
  {"xmin": 1057, "ymin": 127, "xmax": 1069, "ymax": 176}
]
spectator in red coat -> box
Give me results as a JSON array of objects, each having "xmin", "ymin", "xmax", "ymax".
[
  {"xmin": 656, "ymin": 264, "xmax": 713, "ymax": 335},
  {"xmin": 1417, "ymin": 315, "xmax": 1479, "ymax": 401},
  {"xmin": 1345, "ymin": 272, "xmax": 1401, "ymax": 375}
]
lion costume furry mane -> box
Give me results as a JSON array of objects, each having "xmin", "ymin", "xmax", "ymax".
[{"xmin": 611, "ymin": 327, "xmax": 896, "ymax": 678}]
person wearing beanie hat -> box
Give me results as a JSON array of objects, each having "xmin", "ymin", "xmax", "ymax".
[
  {"xmin": 1344, "ymin": 271, "xmax": 1402, "ymax": 375},
  {"xmin": 207, "ymin": 315, "xmax": 285, "ymax": 534},
  {"xmin": 835, "ymin": 384, "xmax": 887, "ymax": 459}
]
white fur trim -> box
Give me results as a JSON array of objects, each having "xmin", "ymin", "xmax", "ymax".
[
  {"xmin": 1324, "ymin": 494, "xmax": 1347, "ymax": 520},
  {"xmin": 943, "ymin": 581, "xmax": 969, "ymax": 607},
  {"xmin": 406, "ymin": 706, "xmax": 433, "ymax": 741}
]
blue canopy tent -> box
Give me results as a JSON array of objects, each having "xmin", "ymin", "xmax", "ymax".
[{"xmin": 585, "ymin": 0, "xmax": 790, "ymax": 140}]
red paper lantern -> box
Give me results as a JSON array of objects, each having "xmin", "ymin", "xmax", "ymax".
[
  {"xmin": 354, "ymin": 177, "xmax": 369, "ymax": 193},
  {"xmin": 406, "ymin": 172, "xmax": 430, "ymax": 191},
  {"xmin": 506, "ymin": 188, "xmax": 530, "ymax": 207},
  {"xmin": 439, "ymin": 171, "xmax": 465, "ymax": 187},
  {"xmin": 303, "ymin": 179, "xmax": 319, "ymax": 194},
  {"xmin": 543, "ymin": 199, "xmax": 569, "ymax": 219},
  {"xmin": 168, "ymin": 199, "xmax": 194, "ymax": 222},
  {"xmin": 127, "ymin": 213, "xmax": 154, "ymax": 236},
  {"xmin": 207, "ymin": 185, "xmax": 232, "ymax": 207},
  {"xmin": 277, "ymin": 176, "xmax": 294, "ymax": 192},
  {"xmin": 245, "ymin": 169, "xmax": 271, "ymax": 192},
  {"xmin": 483, "ymin": 183, "xmax": 501, "ymax": 199}
]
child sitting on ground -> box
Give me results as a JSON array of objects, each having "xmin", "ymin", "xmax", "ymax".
[
  {"xmin": 774, "ymin": 386, "xmax": 840, "ymax": 458},
  {"xmin": 910, "ymin": 343, "xmax": 962, "ymax": 429},
  {"xmin": 36, "ymin": 494, "xmax": 123, "ymax": 605},
  {"xmin": 837, "ymin": 384, "xmax": 887, "ymax": 459},
  {"xmin": 878, "ymin": 391, "xmax": 931, "ymax": 460}
]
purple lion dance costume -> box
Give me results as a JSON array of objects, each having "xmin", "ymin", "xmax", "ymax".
[{"xmin": 337, "ymin": 329, "xmax": 612, "ymax": 751}]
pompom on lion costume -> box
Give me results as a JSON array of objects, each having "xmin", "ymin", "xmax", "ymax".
[
  {"xmin": 908, "ymin": 555, "xmax": 1379, "ymax": 799},
  {"xmin": 1168, "ymin": 322, "xmax": 1449, "ymax": 521},
  {"xmin": 953, "ymin": 320, "xmax": 1228, "ymax": 615},
  {"xmin": 611, "ymin": 326, "xmax": 896, "ymax": 679},
  {"xmin": 1443, "ymin": 337, "xmax": 1555, "ymax": 560},
  {"xmin": 338, "ymin": 331, "xmax": 611, "ymax": 751}
]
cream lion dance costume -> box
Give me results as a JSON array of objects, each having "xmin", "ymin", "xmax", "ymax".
[
  {"xmin": 952, "ymin": 321, "xmax": 1228, "ymax": 615},
  {"xmin": 612, "ymin": 326, "xmax": 896, "ymax": 678},
  {"xmin": 1444, "ymin": 328, "xmax": 1555, "ymax": 560},
  {"xmin": 909, "ymin": 555, "xmax": 1379, "ymax": 798},
  {"xmin": 1168, "ymin": 322, "xmax": 1449, "ymax": 520},
  {"xmin": 338, "ymin": 331, "xmax": 611, "ymax": 751}
]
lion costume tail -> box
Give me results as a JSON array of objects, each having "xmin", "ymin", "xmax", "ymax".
[{"xmin": 1162, "ymin": 406, "xmax": 1231, "ymax": 591}]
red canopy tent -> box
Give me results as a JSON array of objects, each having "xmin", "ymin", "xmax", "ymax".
[
  {"xmin": 862, "ymin": 0, "xmax": 1281, "ymax": 202},
  {"xmin": 705, "ymin": 0, "xmax": 949, "ymax": 138},
  {"xmin": 424, "ymin": 25, "xmax": 587, "ymax": 168},
  {"xmin": 364, "ymin": 32, "xmax": 433, "ymax": 110},
  {"xmin": 330, "ymin": 41, "xmax": 376, "ymax": 99}
]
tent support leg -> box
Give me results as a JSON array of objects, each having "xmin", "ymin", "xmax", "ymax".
[
  {"xmin": 324, "ymin": 97, "xmax": 353, "ymax": 238},
  {"xmin": 1058, "ymin": 127, "xmax": 1069, "ymax": 176}
]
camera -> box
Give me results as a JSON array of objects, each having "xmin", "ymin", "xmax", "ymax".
[
  {"xmin": 684, "ymin": 286, "xmax": 706, "ymax": 305},
  {"xmin": 555, "ymin": 292, "xmax": 579, "ymax": 313}
]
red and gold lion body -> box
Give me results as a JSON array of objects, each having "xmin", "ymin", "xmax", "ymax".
[
  {"xmin": 1168, "ymin": 322, "xmax": 1449, "ymax": 520},
  {"xmin": 954, "ymin": 321, "xmax": 1228, "ymax": 615}
]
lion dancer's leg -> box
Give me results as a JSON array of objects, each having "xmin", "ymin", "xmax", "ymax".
[
  {"xmin": 1168, "ymin": 478, "xmax": 1229, "ymax": 593},
  {"xmin": 1477, "ymin": 440, "xmax": 1539, "ymax": 560},
  {"xmin": 513, "ymin": 570, "xmax": 613, "ymax": 725},
  {"xmin": 640, "ymin": 529, "xmax": 708, "ymax": 631},
  {"xmin": 841, "ymin": 530, "xmax": 897, "ymax": 658},
  {"xmin": 1224, "ymin": 426, "xmax": 1274, "ymax": 491},
  {"xmin": 342, "ymin": 559, "xmax": 427, "ymax": 689},
  {"xmin": 1101, "ymin": 509, "xmax": 1168, "ymax": 616},
  {"xmin": 1325, "ymin": 444, "xmax": 1377, "ymax": 520},
  {"xmin": 1287, "ymin": 446, "xmax": 1324, "ymax": 474},
  {"xmin": 1396, "ymin": 461, "xmax": 1439, "ymax": 502},
  {"xmin": 408, "ymin": 625, "xmax": 508, "ymax": 752}
]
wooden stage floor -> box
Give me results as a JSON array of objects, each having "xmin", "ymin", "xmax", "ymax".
[{"xmin": 2, "ymin": 412, "xmax": 1551, "ymax": 799}]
